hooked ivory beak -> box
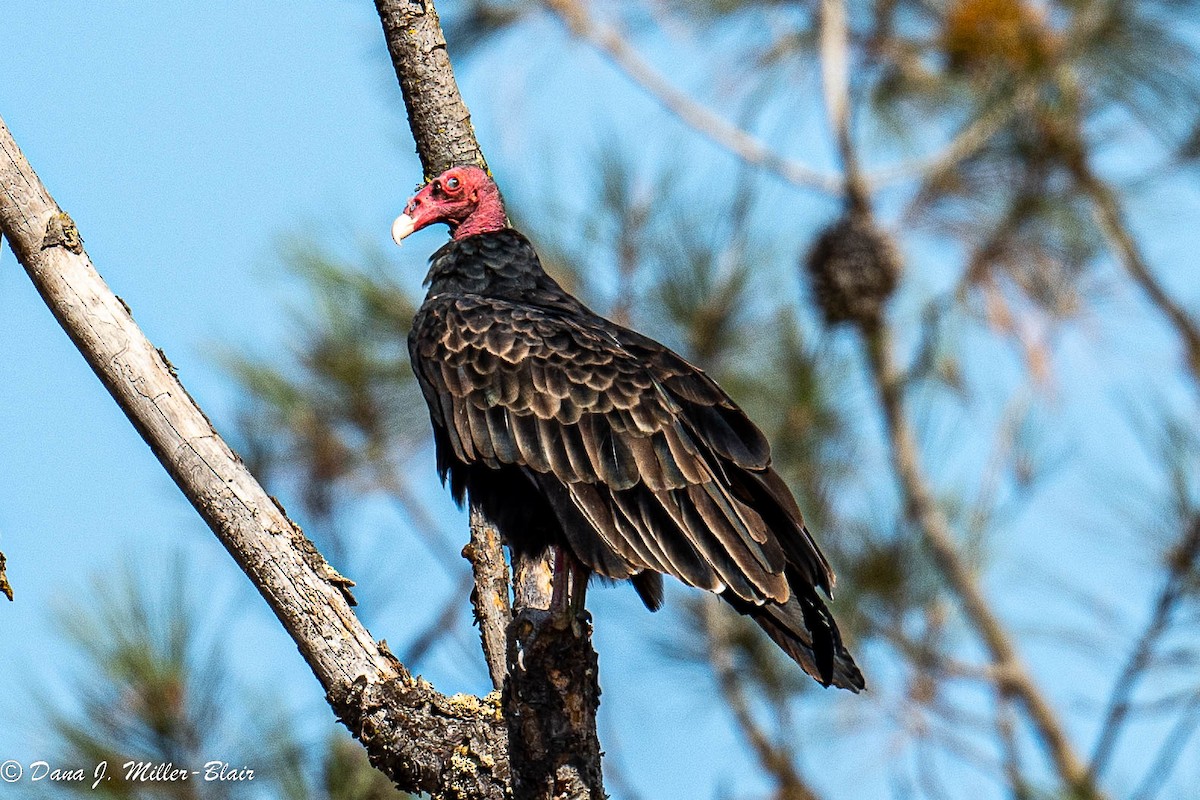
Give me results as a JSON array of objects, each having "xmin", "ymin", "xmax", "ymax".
[{"xmin": 391, "ymin": 213, "xmax": 417, "ymax": 245}]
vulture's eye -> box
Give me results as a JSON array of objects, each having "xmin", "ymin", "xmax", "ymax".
[{"xmin": 446, "ymin": 176, "xmax": 461, "ymax": 191}]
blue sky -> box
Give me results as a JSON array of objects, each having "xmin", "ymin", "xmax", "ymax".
[
  {"xmin": 2, "ymin": 3, "xmax": 1199, "ymax": 800},
  {"xmin": 0, "ymin": 0, "xmax": 413, "ymax": 778}
]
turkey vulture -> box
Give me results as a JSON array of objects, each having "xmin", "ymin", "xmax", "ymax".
[{"xmin": 393, "ymin": 166, "xmax": 863, "ymax": 691}]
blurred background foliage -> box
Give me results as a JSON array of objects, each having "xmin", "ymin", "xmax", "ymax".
[
  {"xmin": 19, "ymin": 559, "xmax": 412, "ymax": 800},
  {"xmin": 24, "ymin": 1, "xmax": 1200, "ymax": 798}
]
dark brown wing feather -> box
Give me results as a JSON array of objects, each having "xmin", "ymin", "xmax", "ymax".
[{"xmin": 410, "ymin": 293, "xmax": 862, "ymax": 691}]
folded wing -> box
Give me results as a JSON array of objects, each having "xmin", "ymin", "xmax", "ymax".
[{"xmin": 409, "ymin": 294, "xmax": 863, "ymax": 690}]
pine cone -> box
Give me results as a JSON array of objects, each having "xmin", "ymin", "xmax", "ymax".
[{"xmin": 804, "ymin": 210, "xmax": 901, "ymax": 328}]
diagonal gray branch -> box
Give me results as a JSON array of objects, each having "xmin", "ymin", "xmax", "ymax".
[{"xmin": 0, "ymin": 113, "xmax": 508, "ymax": 800}]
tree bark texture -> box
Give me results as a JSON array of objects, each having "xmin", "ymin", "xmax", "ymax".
[
  {"xmin": 375, "ymin": 0, "xmax": 489, "ymax": 180},
  {"xmin": 506, "ymin": 549, "xmax": 604, "ymax": 800},
  {"xmin": 0, "ymin": 113, "xmax": 508, "ymax": 800}
]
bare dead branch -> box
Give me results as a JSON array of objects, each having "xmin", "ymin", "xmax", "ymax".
[
  {"xmin": 1087, "ymin": 515, "xmax": 1200, "ymax": 782},
  {"xmin": 542, "ymin": 0, "xmax": 844, "ymax": 196},
  {"xmin": 375, "ymin": 0, "xmax": 489, "ymax": 179},
  {"xmin": 0, "ymin": 113, "xmax": 509, "ymax": 799}
]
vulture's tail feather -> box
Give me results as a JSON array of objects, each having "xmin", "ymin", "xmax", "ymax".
[{"xmin": 732, "ymin": 590, "xmax": 865, "ymax": 692}]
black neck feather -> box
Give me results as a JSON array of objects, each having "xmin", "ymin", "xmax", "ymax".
[{"xmin": 425, "ymin": 229, "xmax": 581, "ymax": 314}]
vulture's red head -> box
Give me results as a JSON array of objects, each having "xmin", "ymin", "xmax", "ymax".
[{"xmin": 391, "ymin": 166, "xmax": 506, "ymax": 244}]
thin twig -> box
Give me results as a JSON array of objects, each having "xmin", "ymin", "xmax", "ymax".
[
  {"xmin": 466, "ymin": 505, "xmax": 512, "ymax": 690},
  {"xmin": 996, "ymin": 694, "xmax": 1032, "ymax": 800},
  {"xmin": 811, "ymin": 2, "xmax": 1097, "ymax": 786},
  {"xmin": 881, "ymin": 626, "xmax": 999, "ymax": 685},
  {"xmin": 542, "ymin": 0, "xmax": 844, "ymax": 196},
  {"xmin": 403, "ymin": 572, "xmax": 475, "ymax": 668},
  {"xmin": 868, "ymin": 86, "xmax": 1035, "ymax": 190},
  {"xmin": 1087, "ymin": 515, "xmax": 1200, "ymax": 782},
  {"xmin": 1073, "ymin": 160, "xmax": 1200, "ymax": 384},
  {"xmin": 377, "ymin": 471, "xmax": 462, "ymax": 565},
  {"xmin": 1130, "ymin": 690, "xmax": 1200, "ymax": 800}
]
